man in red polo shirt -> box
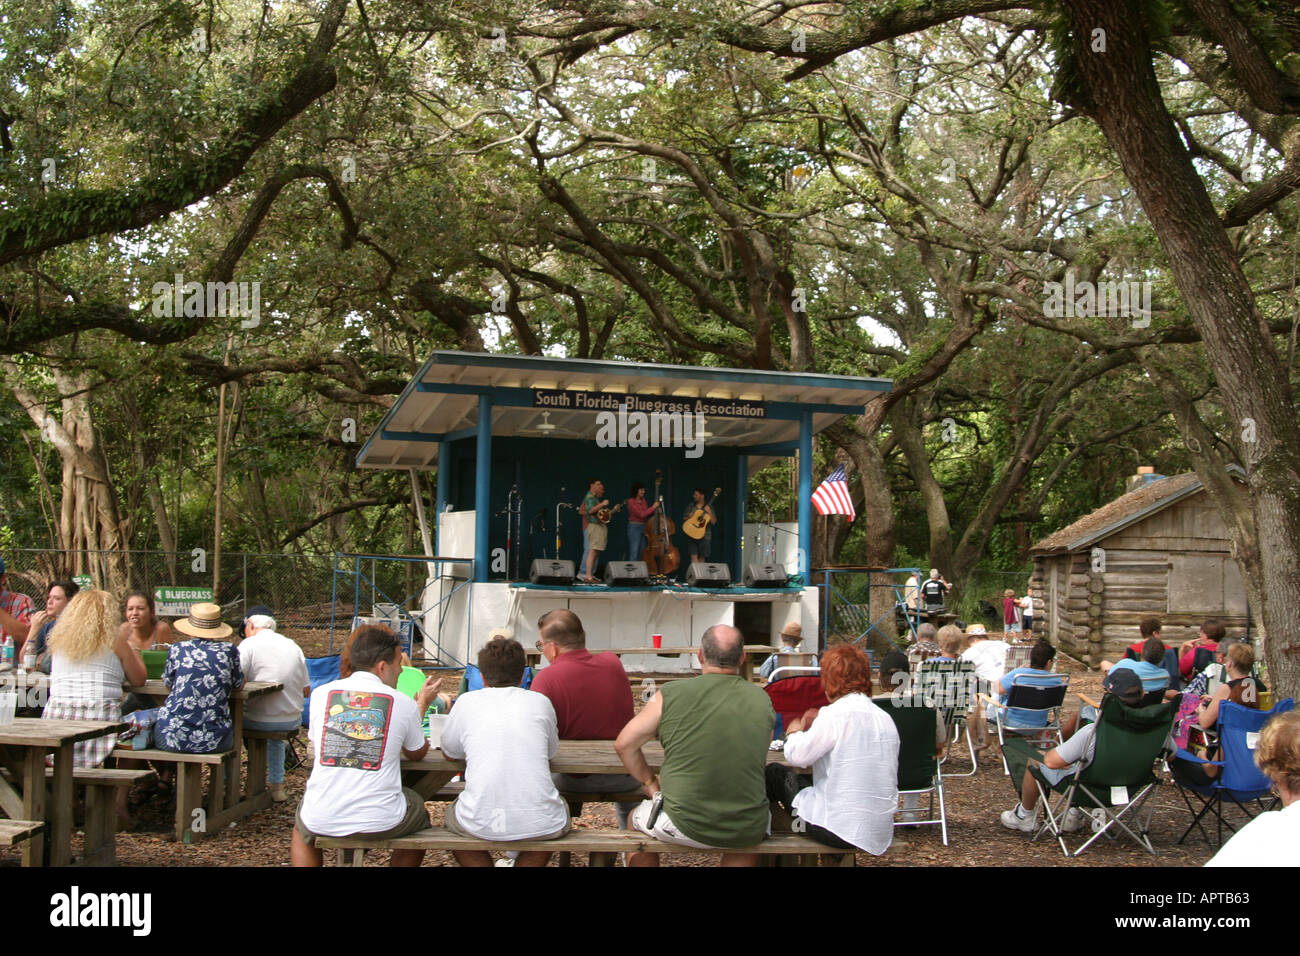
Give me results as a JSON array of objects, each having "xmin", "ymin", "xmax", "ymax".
[{"xmin": 530, "ymin": 608, "xmax": 638, "ymax": 827}]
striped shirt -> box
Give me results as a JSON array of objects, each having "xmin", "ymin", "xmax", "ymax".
[{"xmin": 49, "ymin": 647, "xmax": 126, "ymax": 702}]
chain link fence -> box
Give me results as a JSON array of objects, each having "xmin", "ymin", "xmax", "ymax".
[
  {"xmin": 818, "ymin": 567, "xmax": 1033, "ymax": 653},
  {"xmin": 0, "ymin": 549, "xmax": 437, "ymax": 655}
]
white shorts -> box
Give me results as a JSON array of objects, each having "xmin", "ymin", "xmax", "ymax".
[{"xmin": 629, "ymin": 798, "xmax": 770, "ymax": 849}]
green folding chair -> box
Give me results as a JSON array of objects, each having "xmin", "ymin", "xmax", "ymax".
[
  {"xmin": 1031, "ymin": 695, "xmax": 1177, "ymax": 857},
  {"xmin": 875, "ymin": 694, "xmax": 947, "ymax": 846}
]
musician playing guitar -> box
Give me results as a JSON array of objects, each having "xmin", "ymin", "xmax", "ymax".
[
  {"xmin": 682, "ymin": 487, "xmax": 719, "ymax": 564},
  {"xmin": 578, "ymin": 478, "xmax": 610, "ymax": 583}
]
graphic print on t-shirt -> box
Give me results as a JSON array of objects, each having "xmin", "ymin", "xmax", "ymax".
[{"xmin": 319, "ymin": 689, "xmax": 395, "ymax": 770}]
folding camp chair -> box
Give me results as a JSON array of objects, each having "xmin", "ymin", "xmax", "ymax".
[
  {"xmin": 302, "ymin": 654, "xmax": 342, "ymax": 725},
  {"xmin": 293, "ymin": 654, "xmax": 344, "ymax": 769},
  {"xmin": 1174, "ymin": 697, "xmax": 1295, "ymax": 847},
  {"xmin": 458, "ymin": 663, "xmax": 533, "ymax": 693},
  {"xmin": 984, "ymin": 673, "xmax": 1069, "ymax": 775},
  {"xmin": 917, "ymin": 659, "xmax": 979, "ymax": 775},
  {"xmin": 765, "ymin": 674, "xmax": 828, "ymax": 739},
  {"xmin": 1029, "ymin": 695, "xmax": 1178, "ymax": 857},
  {"xmin": 875, "ymin": 694, "xmax": 947, "ymax": 845}
]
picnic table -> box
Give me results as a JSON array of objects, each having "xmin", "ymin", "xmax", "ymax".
[
  {"xmin": 530, "ymin": 645, "xmax": 776, "ymax": 682},
  {"xmin": 401, "ymin": 738, "xmax": 793, "ymax": 799},
  {"xmin": 0, "ymin": 717, "xmax": 126, "ymax": 866},
  {"xmin": 114, "ymin": 679, "xmax": 284, "ymax": 841},
  {"xmin": 125, "ymin": 678, "xmax": 282, "ymax": 747}
]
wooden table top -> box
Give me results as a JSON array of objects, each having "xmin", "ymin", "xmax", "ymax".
[
  {"xmin": 606, "ymin": 645, "xmax": 774, "ymax": 656},
  {"xmin": 2, "ymin": 672, "xmax": 281, "ymax": 700},
  {"xmin": 0, "ymin": 717, "xmax": 127, "ymax": 748},
  {"xmin": 402, "ymin": 738, "xmax": 791, "ymax": 774},
  {"xmin": 128, "ymin": 679, "xmax": 282, "ymax": 699}
]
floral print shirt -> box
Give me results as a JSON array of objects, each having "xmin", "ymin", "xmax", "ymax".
[{"xmin": 155, "ymin": 639, "xmax": 243, "ymax": 753}]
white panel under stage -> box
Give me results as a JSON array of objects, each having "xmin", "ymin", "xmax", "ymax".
[{"xmin": 420, "ymin": 579, "xmax": 817, "ymax": 674}]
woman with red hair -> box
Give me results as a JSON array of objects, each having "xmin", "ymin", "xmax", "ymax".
[{"xmin": 766, "ymin": 644, "xmax": 900, "ymax": 854}]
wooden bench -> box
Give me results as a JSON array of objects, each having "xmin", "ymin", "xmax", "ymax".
[
  {"xmin": 317, "ymin": 827, "xmax": 855, "ymax": 867},
  {"xmin": 112, "ymin": 747, "xmax": 258, "ymax": 844},
  {"xmin": 43, "ymin": 767, "xmax": 153, "ymax": 864},
  {"xmin": 0, "ymin": 819, "xmax": 44, "ymax": 849},
  {"xmin": 242, "ymin": 729, "xmax": 301, "ymax": 796}
]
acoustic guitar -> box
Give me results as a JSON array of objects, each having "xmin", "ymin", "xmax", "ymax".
[{"xmin": 682, "ymin": 487, "xmax": 721, "ymax": 540}]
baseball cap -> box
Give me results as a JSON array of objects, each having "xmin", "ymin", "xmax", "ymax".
[{"xmin": 1102, "ymin": 667, "xmax": 1144, "ymax": 706}]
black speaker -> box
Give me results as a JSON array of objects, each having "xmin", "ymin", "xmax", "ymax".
[
  {"xmin": 685, "ymin": 562, "xmax": 731, "ymax": 588},
  {"xmin": 604, "ymin": 560, "xmax": 650, "ymax": 586},
  {"xmin": 529, "ymin": 559, "xmax": 576, "ymax": 585},
  {"xmin": 742, "ymin": 563, "xmax": 787, "ymax": 588}
]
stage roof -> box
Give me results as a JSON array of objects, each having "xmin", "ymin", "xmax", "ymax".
[{"xmin": 356, "ymin": 351, "xmax": 891, "ymax": 472}]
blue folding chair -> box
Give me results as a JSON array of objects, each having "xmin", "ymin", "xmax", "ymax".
[
  {"xmin": 458, "ymin": 663, "xmax": 533, "ymax": 694},
  {"xmin": 302, "ymin": 654, "xmax": 342, "ymax": 726},
  {"xmin": 1174, "ymin": 697, "xmax": 1295, "ymax": 846}
]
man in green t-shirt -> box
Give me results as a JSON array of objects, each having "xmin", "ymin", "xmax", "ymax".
[{"xmin": 616, "ymin": 624, "xmax": 775, "ymax": 866}]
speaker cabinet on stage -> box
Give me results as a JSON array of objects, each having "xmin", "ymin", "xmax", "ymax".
[
  {"xmin": 529, "ymin": 559, "xmax": 576, "ymax": 585},
  {"xmin": 742, "ymin": 563, "xmax": 787, "ymax": 588},
  {"xmin": 604, "ymin": 561, "xmax": 651, "ymax": 586},
  {"xmin": 685, "ymin": 562, "xmax": 731, "ymax": 588}
]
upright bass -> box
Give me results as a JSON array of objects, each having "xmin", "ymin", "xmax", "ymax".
[{"xmin": 641, "ymin": 469, "xmax": 680, "ymax": 576}]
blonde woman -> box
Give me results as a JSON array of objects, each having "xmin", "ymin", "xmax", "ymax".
[{"xmin": 43, "ymin": 590, "xmax": 147, "ymax": 767}]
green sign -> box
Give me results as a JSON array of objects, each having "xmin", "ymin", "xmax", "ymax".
[
  {"xmin": 72, "ymin": 574, "xmax": 92, "ymax": 589},
  {"xmin": 155, "ymin": 586, "xmax": 213, "ymax": 617}
]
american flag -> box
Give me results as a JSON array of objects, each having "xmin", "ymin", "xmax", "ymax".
[{"xmin": 811, "ymin": 465, "xmax": 856, "ymax": 521}]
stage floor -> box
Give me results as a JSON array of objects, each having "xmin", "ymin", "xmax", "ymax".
[{"xmin": 511, "ymin": 582, "xmax": 802, "ymax": 596}]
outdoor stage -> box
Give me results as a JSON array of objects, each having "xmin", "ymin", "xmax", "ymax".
[{"xmin": 353, "ymin": 351, "xmax": 891, "ymax": 668}]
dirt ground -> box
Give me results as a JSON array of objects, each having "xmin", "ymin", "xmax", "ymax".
[{"xmin": 0, "ymin": 634, "xmax": 1228, "ymax": 868}]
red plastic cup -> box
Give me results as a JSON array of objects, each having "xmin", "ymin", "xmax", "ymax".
[{"xmin": 652, "ymin": 634, "xmax": 662, "ymax": 649}]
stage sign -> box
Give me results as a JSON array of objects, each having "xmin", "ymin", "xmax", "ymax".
[{"xmin": 532, "ymin": 388, "xmax": 766, "ymax": 419}]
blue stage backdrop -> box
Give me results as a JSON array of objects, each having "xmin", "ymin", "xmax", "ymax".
[{"xmin": 443, "ymin": 436, "xmax": 733, "ymax": 579}]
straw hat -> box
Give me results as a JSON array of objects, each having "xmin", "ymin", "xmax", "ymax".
[
  {"xmin": 965, "ymin": 623, "xmax": 988, "ymax": 637},
  {"xmin": 173, "ymin": 602, "xmax": 234, "ymax": 640},
  {"xmin": 780, "ymin": 621, "xmax": 802, "ymax": 641}
]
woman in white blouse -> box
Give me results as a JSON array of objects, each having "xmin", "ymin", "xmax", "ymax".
[{"xmin": 766, "ymin": 644, "xmax": 900, "ymax": 854}]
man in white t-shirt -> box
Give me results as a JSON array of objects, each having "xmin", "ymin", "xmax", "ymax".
[
  {"xmin": 238, "ymin": 606, "xmax": 310, "ymax": 802},
  {"xmin": 292, "ymin": 626, "xmax": 442, "ymax": 866},
  {"xmin": 440, "ymin": 635, "xmax": 570, "ymax": 866}
]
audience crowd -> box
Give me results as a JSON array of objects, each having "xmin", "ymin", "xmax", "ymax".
[{"xmin": 0, "ymin": 555, "xmax": 1290, "ymax": 868}]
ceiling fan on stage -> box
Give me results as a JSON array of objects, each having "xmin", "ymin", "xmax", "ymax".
[{"xmin": 526, "ymin": 411, "xmax": 585, "ymax": 438}]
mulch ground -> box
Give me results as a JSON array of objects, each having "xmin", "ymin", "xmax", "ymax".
[{"xmin": 0, "ymin": 633, "xmax": 1229, "ymax": 867}]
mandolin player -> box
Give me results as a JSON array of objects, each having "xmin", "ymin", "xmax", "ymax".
[
  {"xmin": 578, "ymin": 478, "xmax": 609, "ymax": 583},
  {"xmin": 682, "ymin": 487, "xmax": 717, "ymax": 565}
]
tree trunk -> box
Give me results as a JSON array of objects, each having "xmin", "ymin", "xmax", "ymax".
[
  {"xmin": 1061, "ymin": 0, "xmax": 1300, "ymax": 699},
  {"xmin": 889, "ymin": 400, "xmax": 953, "ymax": 574},
  {"xmin": 4, "ymin": 361, "xmax": 130, "ymax": 594}
]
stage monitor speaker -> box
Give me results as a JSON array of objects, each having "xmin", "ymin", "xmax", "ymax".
[
  {"xmin": 529, "ymin": 559, "xmax": 575, "ymax": 585},
  {"xmin": 742, "ymin": 563, "xmax": 787, "ymax": 588},
  {"xmin": 685, "ymin": 562, "xmax": 731, "ymax": 588},
  {"xmin": 604, "ymin": 561, "xmax": 651, "ymax": 586}
]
